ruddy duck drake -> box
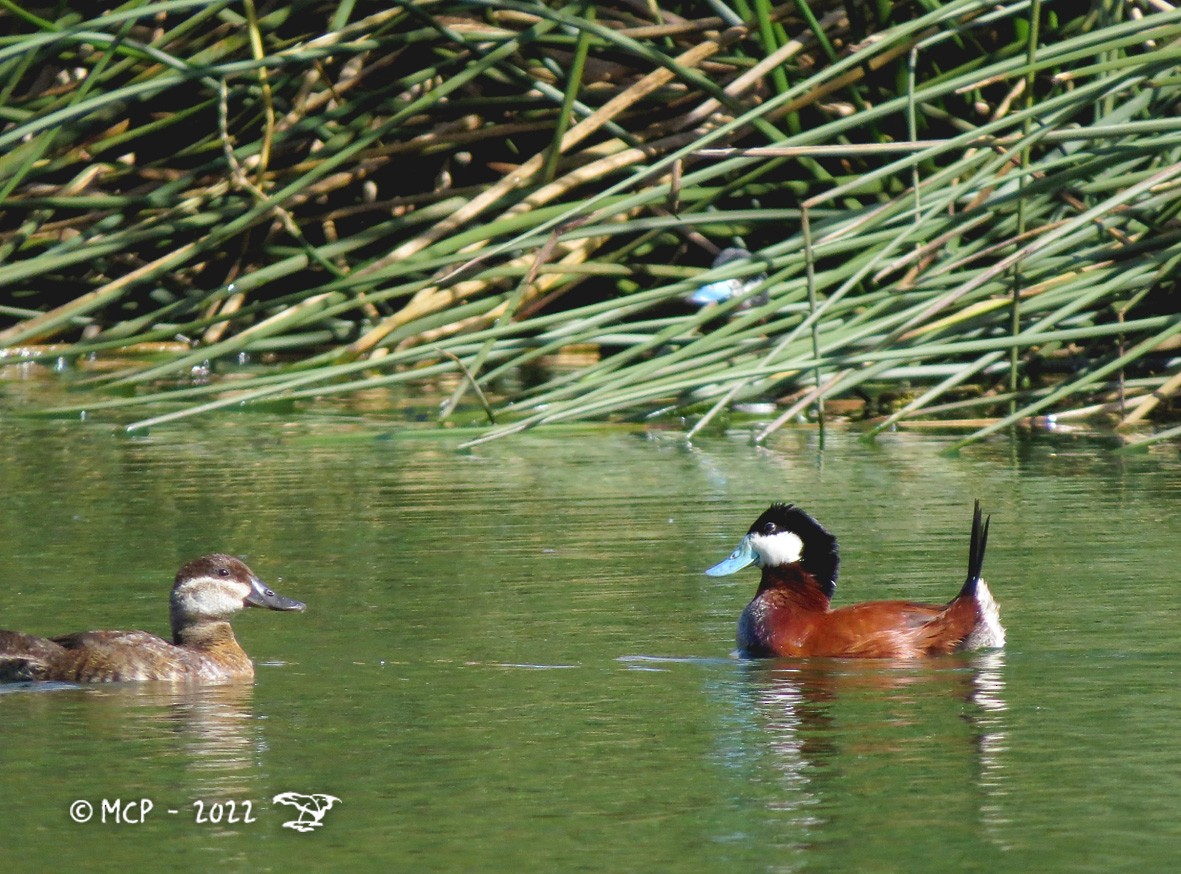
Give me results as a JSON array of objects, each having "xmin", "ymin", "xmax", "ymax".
[
  {"xmin": 706, "ymin": 501, "xmax": 1005, "ymax": 658},
  {"xmin": 0, "ymin": 554, "xmax": 305, "ymax": 684}
]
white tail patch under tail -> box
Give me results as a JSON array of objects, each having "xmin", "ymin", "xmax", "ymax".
[{"xmin": 962, "ymin": 579, "xmax": 1005, "ymax": 650}]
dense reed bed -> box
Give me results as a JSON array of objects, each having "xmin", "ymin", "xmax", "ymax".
[{"xmin": 1, "ymin": 0, "xmax": 1179, "ymax": 448}]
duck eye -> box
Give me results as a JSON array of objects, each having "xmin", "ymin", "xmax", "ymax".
[
  {"xmin": 761, "ymin": 521, "xmax": 778, "ymax": 536},
  {"xmin": 218, "ymin": 568, "xmax": 230, "ymax": 577}
]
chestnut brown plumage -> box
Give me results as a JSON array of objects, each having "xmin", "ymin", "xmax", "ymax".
[{"xmin": 707, "ymin": 501, "xmax": 1004, "ymax": 658}]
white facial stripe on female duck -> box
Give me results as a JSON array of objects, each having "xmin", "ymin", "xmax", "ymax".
[{"xmin": 170, "ymin": 573, "xmax": 253, "ymax": 623}]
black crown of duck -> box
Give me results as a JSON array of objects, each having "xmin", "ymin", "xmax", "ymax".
[
  {"xmin": 0, "ymin": 554, "xmax": 305, "ymax": 684},
  {"xmin": 706, "ymin": 500, "xmax": 1005, "ymax": 659}
]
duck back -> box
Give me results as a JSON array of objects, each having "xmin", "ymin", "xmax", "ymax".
[
  {"xmin": 0, "ymin": 631, "xmax": 68, "ymax": 683},
  {"xmin": 0, "ymin": 628, "xmax": 254, "ymax": 683}
]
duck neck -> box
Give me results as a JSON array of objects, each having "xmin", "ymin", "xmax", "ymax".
[
  {"xmin": 756, "ymin": 565, "xmax": 833, "ymax": 611},
  {"xmin": 173, "ymin": 619, "xmax": 242, "ymax": 651}
]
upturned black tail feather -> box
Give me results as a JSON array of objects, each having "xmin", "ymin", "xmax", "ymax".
[{"xmin": 958, "ymin": 499, "xmax": 990, "ymax": 599}]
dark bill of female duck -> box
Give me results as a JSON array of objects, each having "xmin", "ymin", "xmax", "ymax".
[{"xmin": 244, "ymin": 574, "xmax": 306, "ymax": 612}]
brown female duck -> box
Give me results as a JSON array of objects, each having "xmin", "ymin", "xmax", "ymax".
[{"xmin": 0, "ymin": 554, "xmax": 305, "ymax": 684}]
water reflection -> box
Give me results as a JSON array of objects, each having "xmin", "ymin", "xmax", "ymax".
[
  {"xmin": 730, "ymin": 655, "xmax": 1008, "ymax": 834},
  {"xmin": 92, "ymin": 685, "xmax": 258, "ymax": 793},
  {"xmin": 969, "ymin": 651, "xmax": 1011, "ymax": 849},
  {"xmin": 75, "ymin": 683, "xmax": 262, "ymax": 804},
  {"xmin": 5, "ymin": 414, "xmax": 1181, "ymax": 869},
  {"xmin": 0, "ymin": 678, "xmax": 268, "ymax": 839}
]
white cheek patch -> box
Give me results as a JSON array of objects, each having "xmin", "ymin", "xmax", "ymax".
[
  {"xmin": 173, "ymin": 577, "xmax": 248, "ymax": 618},
  {"xmin": 748, "ymin": 530, "xmax": 804, "ymax": 567}
]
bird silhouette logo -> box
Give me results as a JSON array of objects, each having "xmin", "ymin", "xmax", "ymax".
[{"xmin": 271, "ymin": 792, "xmax": 341, "ymax": 832}]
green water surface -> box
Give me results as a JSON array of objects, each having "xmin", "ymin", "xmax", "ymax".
[{"xmin": 2, "ymin": 410, "xmax": 1180, "ymax": 872}]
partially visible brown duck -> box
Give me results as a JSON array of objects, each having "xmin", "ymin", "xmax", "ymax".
[{"xmin": 0, "ymin": 554, "xmax": 305, "ymax": 684}]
